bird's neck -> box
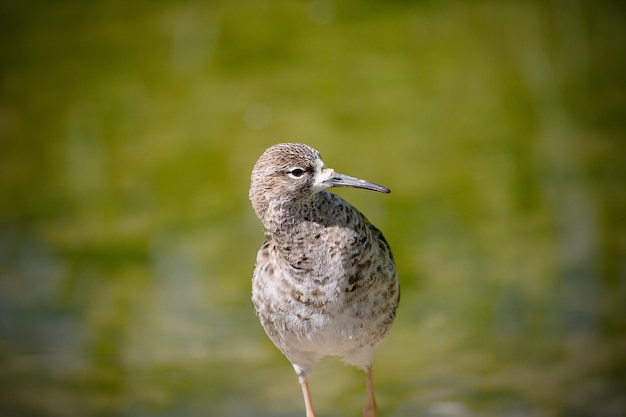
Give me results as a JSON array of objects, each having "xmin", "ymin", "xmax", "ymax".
[{"xmin": 261, "ymin": 193, "xmax": 323, "ymax": 238}]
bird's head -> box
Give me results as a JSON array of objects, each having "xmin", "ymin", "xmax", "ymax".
[{"xmin": 249, "ymin": 143, "xmax": 389, "ymax": 221}]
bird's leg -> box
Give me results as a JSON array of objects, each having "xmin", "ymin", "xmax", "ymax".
[
  {"xmin": 299, "ymin": 374, "xmax": 317, "ymax": 417},
  {"xmin": 363, "ymin": 367, "xmax": 377, "ymax": 417}
]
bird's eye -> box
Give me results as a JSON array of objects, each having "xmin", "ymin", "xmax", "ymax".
[{"xmin": 287, "ymin": 168, "xmax": 306, "ymax": 178}]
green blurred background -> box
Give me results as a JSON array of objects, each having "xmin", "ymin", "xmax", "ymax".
[{"xmin": 1, "ymin": 1, "xmax": 625, "ymax": 416}]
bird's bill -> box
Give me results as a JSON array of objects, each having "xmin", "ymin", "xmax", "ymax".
[{"xmin": 326, "ymin": 172, "xmax": 391, "ymax": 194}]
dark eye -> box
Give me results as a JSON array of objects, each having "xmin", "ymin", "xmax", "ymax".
[{"xmin": 287, "ymin": 168, "xmax": 306, "ymax": 178}]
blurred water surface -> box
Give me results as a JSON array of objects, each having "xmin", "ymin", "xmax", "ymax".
[{"xmin": 1, "ymin": 1, "xmax": 625, "ymax": 416}]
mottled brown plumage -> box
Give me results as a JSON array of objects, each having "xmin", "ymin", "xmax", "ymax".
[{"xmin": 249, "ymin": 143, "xmax": 399, "ymax": 417}]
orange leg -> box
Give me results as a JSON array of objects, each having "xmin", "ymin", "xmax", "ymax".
[
  {"xmin": 363, "ymin": 367, "xmax": 377, "ymax": 417},
  {"xmin": 299, "ymin": 376, "xmax": 317, "ymax": 417}
]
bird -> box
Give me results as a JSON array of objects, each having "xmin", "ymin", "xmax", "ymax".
[{"xmin": 249, "ymin": 143, "xmax": 399, "ymax": 417}]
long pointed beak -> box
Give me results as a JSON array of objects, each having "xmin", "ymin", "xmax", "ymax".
[{"xmin": 326, "ymin": 171, "xmax": 390, "ymax": 194}]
